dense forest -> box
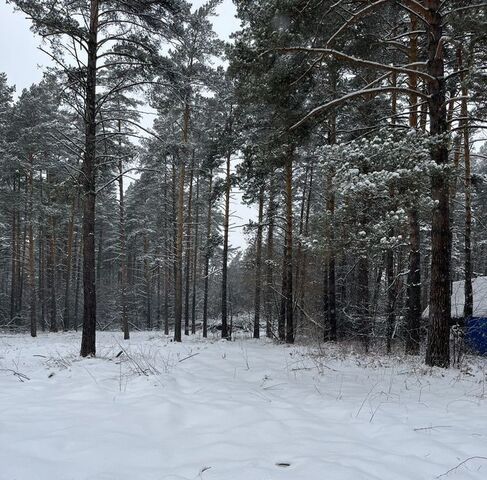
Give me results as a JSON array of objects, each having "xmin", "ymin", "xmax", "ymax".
[{"xmin": 1, "ymin": 0, "xmax": 486, "ymax": 369}]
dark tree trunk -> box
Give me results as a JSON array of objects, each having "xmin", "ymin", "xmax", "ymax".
[
  {"xmin": 28, "ymin": 157, "xmax": 36, "ymax": 337},
  {"xmin": 405, "ymin": 207, "xmax": 421, "ymax": 354},
  {"xmin": 279, "ymin": 152, "xmax": 294, "ymax": 344},
  {"xmin": 174, "ymin": 104, "xmax": 189, "ymax": 342},
  {"xmin": 425, "ymin": 1, "xmax": 451, "ymax": 368},
  {"xmin": 80, "ymin": 0, "xmax": 99, "ymax": 357},
  {"xmin": 358, "ymin": 255, "xmax": 370, "ymax": 352},
  {"xmin": 221, "ymin": 149, "xmax": 231, "ymax": 340},
  {"xmin": 163, "ymin": 157, "xmax": 170, "ymax": 336},
  {"xmin": 202, "ymin": 170, "xmax": 213, "ymax": 338},
  {"xmin": 73, "ymin": 229, "xmax": 81, "ymax": 331},
  {"xmin": 386, "ymin": 246, "xmax": 395, "ymax": 354},
  {"xmin": 458, "ymin": 48, "xmax": 473, "ymax": 319},
  {"xmin": 62, "ymin": 195, "xmax": 76, "ymax": 331},
  {"xmin": 191, "ymin": 172, "xmax": 200, "ymax": 334},
  {"xmin": 324, "ymin": 109, "xmax": 337, "ymax": 341},
  {"xmin": 39, "ymin": 226, "xmax": 46, "ymax": 332},
  {"xmin": 118, "ymin": 122, "xmax": 129, "ymax": 340},
  {"xmin": 184, "ymin": 153, "xmax": 195, "ymax": 335},
  {"xmin": 405, "ymin": 19, "xmax": 421, "ymax": 355},
  {"xmin": 144, "ymin": 234, "xmax": 151, "ymax": 329},
  {"xmin": 10, "ymin": 175, "xmax": 17, "ymax": 322},
  {"xmin": 294, "ymin": 165, "xmax": 309, "ymax": 334},
  {"xmin": 48, "ymin": 213, "xmax": 57, "ymax": 333},
  {"xmin": 253, "ymin": 187, "xmax": 264, "ymax": 339},
  {"xmin": 264, "ymin": 178, "xmax": 275, "ymax": 337},
  {"xmin": 38, "ymin": 170, "xmax": 46, "ymax": 331}
]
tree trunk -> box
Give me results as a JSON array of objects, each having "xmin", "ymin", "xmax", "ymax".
[
  {"xmin": 253, "ymin": 187, "xmax": 264, "ymax": 339},
  {"xmin": 458, "ymin": 48, "xmax": 473, "ymax": 319},
  {"xmin": 325, "ymin": 112, "xmax": 337, "ymax": 341},
  {"xmin": 80, "ymin": 0, "xmax": 99, "ymax": 357},
  {"xmin": 221, "ymin": 149, "xmax": 231, "ymax": 340},
  {"xmin": 425, "ymin": 1, "xmax": 451, "ymax": 368},
  {"xmin": 264, "ymin": 178, "xmax": 276, "ymax": 337},
  {"xmin": 28, "ymin": 156, "xmax": 36, "ymax": 337},
  {"xmin": 184, "ymin": 152, "xmax": 195, "ymax": 335},
  {"xmin": 118, "ymin": 149, "xmax": 129, "ymax": 339},
  {"xmin": 174, "ymin": 103, "xmax": 190, "ymax": 342},
  {"xmin": 10, "ymin": 175, "xmax": 17, "ymax": 322},
  {"xmin": 405, "ymin": 207, "xmax": 421, "ymax": 354},
  {"xmin": 279, "ymin": 151, "xmax": 294, "ymax": 344},
  {"xmin": 404, "ymin": 17, "xmax": 422, "ymax": 355},
  {"xmin": 163, "ymin": 157, "xmax": 170, "ymax": 336},
  {"xmin": 386, "ymin": 246, "xmax": 395, "ymax": 354},
  {"xmin": 191, "ymin": 171, "xmax": 200, "ymax": 334},
  {"xmin": 202, "ymin": 169, "xmax": 213, "ymax": 338},
  {"xmin": 62, "ymin": 195, "xmax": 76, "ymax": 331},
  {"xmin": 48, "ymin": 212, "xmax": 57, "ymax": 333},
  {"xmin": 144, "ymin": 234, "xmax": 151, "ymax": 329},
  {"xmin": 358, "ymin": 255, "xmax": 370, "ymax": 352},
  {"xmin": 38, "ymin": 170, "xmax": 46, "ymax": 331}
]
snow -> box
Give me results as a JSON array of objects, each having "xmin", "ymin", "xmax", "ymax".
[
  {"xmin": 423, "ymin": 276, "xmax": 487, "ymax": 319},
  {"xmin": 1, "ymin": 332, "xmax": 487, "ymax": 480}
]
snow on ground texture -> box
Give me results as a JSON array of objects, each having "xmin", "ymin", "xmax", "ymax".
[{"xmin": 0, "ymin": 332, "xmax": 486, "ymax": 480}]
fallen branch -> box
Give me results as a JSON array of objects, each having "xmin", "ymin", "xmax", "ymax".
[
  {"xmin": 413, "ymin": 425, "xmax": 451, "ymax": 432},
  {"xmin": 178, "ymin": 352, "xmax": 200, "ymax": 363},
  {"xmin": 0, "ymin": 368, "xmax": 30, "ymax": 382},
  {"xmin": 436, "ymin": 456, "xmax": 487, "ymax": 478}
]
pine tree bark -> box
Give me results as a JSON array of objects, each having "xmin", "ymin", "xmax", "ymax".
[
  {"xmin": 184, "ymin": 153, "xmax": 195, "ymax": 335},
  {"xmin": 39, "ymin": 170, "xmax": 46, "ymax": 331},
  {"xmin": 80, "ymin": 0, "xmax": 99, "ymax": 357},
  {"xmin": 48, "ymin": 212, "xmax": 58, "ymax": 333},
  {"xmin": 294, "ymin": 165, "xmax": 308, "ymax": 334},
  {"xmin": 10, "ymin": 175, "xmax": 18, "ymax": 322},
  {"xmin": 174, "ymin": 103, "xmax": 190, "ymax": 342},
  {"xmin": 425, "ymin": 1, "xmax": 451, "ymax": 368},
  {"xmin": 386, "ymin": 83, "xmax": 397, "ymax": 354},
  {"xmin": 405, "ymin": 207, "xmax": 421, "ymax": 354},
  {"xmin": 325, "ymin": 112, "xmax": 337, "ymax": 341},
  {"xmin": 325, "ymin": 175, "xmax": 337, "ymax": 342},
  {"xmin": 405, "ymin": 16, "xmax": 421, "ymax": 355},
  {"xmin": 221, "ymin": 149, "xmax": 231, "ymax": 340},
  {"xmin": 118, "ymin": 148, "xmax": 129, "ymax": 339},
  {"xmin": 279, "ymin": 151, "xmax": 294, "ymax": 343},
  {"xmin": 264, "ymin": 178, "xmax": 275, "ymax": 337},
  {"xmin": 202, "ymin": 169, "xmax": 213, "ymax": 338},
  {"xmin": 191, "ymin": 172, "xmax": 200, "ymax": 335},
  {"xmin": 458, "ymin": 48, "xmax": 473, "ymax": 320},
  {"xmin": 163, "ymin": 157, "xmax": 170, "ymax": 336},
  {"xmin": 62, "ymin": 195, "xmax": 76, "ymax": 330},
  {"xmin": 386, "ymin": 246, "xmax": 395, "ymax": 354},
  {"xmin": 39, "ymin": 227, "xmax": 46, "ymax": 332},
  {"xmin": 358, "ymin": 255, "xmax": 370, "ymax": 352},
  {"xmin": 253, "ymin": 187, "xmax": 264, "ymax": 339},
  {"xmin": 144, "ymin": 234, "xmax": 151, "ymax": 329},
  {"xmin": 28, "ymin": 156, "xmax": 36, "ymax": 337}
]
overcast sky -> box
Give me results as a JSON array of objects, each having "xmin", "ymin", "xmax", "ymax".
[{"xmin": 0, "ymin": 0, "xmax": 255, "ymax": 249}]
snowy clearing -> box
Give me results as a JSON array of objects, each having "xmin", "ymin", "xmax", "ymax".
[{"xmin": 1, "ymin": 332, "xmax": 486, "ymax": 480}]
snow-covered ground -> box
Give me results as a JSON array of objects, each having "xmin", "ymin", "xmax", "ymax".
[{"xmin": 1, "ymin": 332, "xmax": 486, "ymax": 480}]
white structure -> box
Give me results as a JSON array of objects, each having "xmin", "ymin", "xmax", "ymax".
[{"xmin": 423, "ymin": 276, "xmax": 487, "ymax": 319}]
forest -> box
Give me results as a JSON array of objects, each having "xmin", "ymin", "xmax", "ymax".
[
  {"xmin": 1, "ymin": 1, "xmax": 487, "ymax": 366},
  {"xmin": 1, "ymin": 1, "xmax": 487, "ymax": 479}
]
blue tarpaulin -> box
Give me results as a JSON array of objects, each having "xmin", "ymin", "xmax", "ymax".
[{"xmin": 466, "ymin": 317, "xmax": 487, "ymax": 355}]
